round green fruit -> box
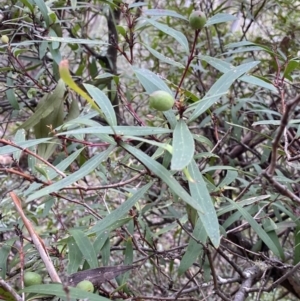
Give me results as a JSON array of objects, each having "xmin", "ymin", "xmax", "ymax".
[
  {"xmin": 149, "ymin": 91, "xmax": 175, "ymax": 112},
  {"xmin": 76, "ymin": 280, "xmax": 94, "ymax": 293},
  {"xmin": 189, "ymin": 11, "xmax": 206, "ymax": 30},
  {"xmin": 24, "ymin": 271, "xmax": 42, "ymax": 287},
  {"xmin": 1, "ymin": 35, "xmax": 9, "ymax": 44}
]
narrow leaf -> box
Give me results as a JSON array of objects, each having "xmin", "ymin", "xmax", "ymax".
[
  {"xmin": 13, "ymin": 129, "xmax": 26, "ymax": 162},
  {"xmin": 58, "ymin": 126, "xmax": 172, "ymax": 136},
  {"xmin": 6, "ymin": 72, "xmax": 19, "ymax": 110},
  {"xmin": 132, "ymin": 67, "xmax": 173, "ymax": 94},
  {"xmin": 33, "ymin": 0, "xmax": 50, "ymax": 26},
  {"xmin": 22, "ymin": 283, "xmax": 110, "ymax": 301},
  {"xmin": 146, "ymin": 19, "xmax": 189, "ymax": 53},
  {"xmin": 69, "ymin": 229, "xmax": 98, "ymax": 269},
  {"xmin": 226, "ymin": 198, "xmax": 281, "ymax": 257},
  {"xmin": 143, "ymin": 43, "xmax": 185, "ymax": 68},
  {"xmin": 26, "ymin": 146, "xmax": 114, "ymax": 201},
  {"xmin": 121, "ymin": 143, "xmax": 204, "ymax": 213},
  {"xmin": 206, "ymin": 13, "xmax": 237, "ymax": 26},
  {"xmin": 188, "ymin": 160, "xmax": 220, "ymax": 247},
  {"xmin": 171, "ymin": 119, "xmax": 194, "ymax": 170},
  {"xmin": 0, "ymin": 138, "xmax": 51, "ymax": 155},
  {"xmin": 84, "ymin": 84, "xmax": 117, "ymax": 126},
  {"xmin": 178, "ymin": 218, "xmax": 206, "ymax": 275},
  {"xmin": 88, "ymin": 182, "xmax": 153, "ymax": 235},
  {"xmin": 19, "ymin": 79, "xmax": 66, "ymax": 131},
  {"xmin": 67, "ymin": 237, "xmax": 85, "ymax": 274},
  {"xmin": 188, "ymin": 61, "xmax": 260, "ymax": 121},
  {"xmin": 144, "ymin": 9, "xmax": 188, "ymax": 20}
]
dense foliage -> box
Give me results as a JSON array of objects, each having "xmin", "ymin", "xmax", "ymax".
[{"xmin": 1, "ymin": 0, "xmax": 300, "ymax": 300}]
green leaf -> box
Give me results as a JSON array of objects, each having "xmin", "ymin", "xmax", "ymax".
[
  {"xmin": 226, "ymin": 198, "xmax": 281, "ymax": 258},
  {"xmin": 71, "ymin": 0, "xmax": 77, "ymax": 10},
  {"xmin": 188, "ymin": 160, "xmax": 220, "ymax": 247},
  {"xmin": 206, "ymin": 13, "xmax": 237, "ymax": 26},
  {"xmin": 65, "ymin": 98, "xmax": 80, "ymax": 122},
  {"xmin": 20, "ymin": 79, "xmax": 66, "ymax": 131},
  {"xmin": 0, "ymin": 287, "xmax": 15, "ymax": 301},
  {"xmin": 0, "ymin": 138, "xmax": 51, "ymax": 155},
  {"xmin": 143, "ymin": 43, "xmax": 185, "ymax": 68},
  {"xmin": 0, "ymin": 243, "xmax": 11, "ymax": 278},
  {"xmin": 6, "ymin": 72, "xmax": 19, "ymax": 110},
  {"xmin": 20, "ymin": 0, "xmax": 34, "ymax": 12},
  {"xmin": 178, "ymin": 218, "xmax": 206, "ymax": 275},
  {"xmin": 13, "ymin": 129, "xmax": 26, "ymax": 162},
  {"xmin": 121, "ymin": 143, "xmax": 204, "ymax": 213},
  {"xmin": 69, "ymin": 229, "xmax": 98, "ymax": 269},
  {"xmin": 88, "ymin": 182, "xmax": 153, "ymax": 235},
  {"xmin": 67, "ymin": 237, "xmax": 83, "ymax": 274},
  {"xmin": 40, "ymin": 36, "xmax": 110, "ymax": 45},
  {"xmin": 132, "ymin": 67, "xmax": 173, "ymax": 94},
  {"xmin": 284, "ymin": 59, "xmax": 300, "ymax": 80},
  {"xmin": 93, "ymin": 231, "xmax": 109, "ymax": 253},
  {"xmin": 33, "ymin": 0, "xmax": 50, "ymax": 26},
  {"xmin": 200, "ymin": 55, "xmax": 276, "ymax": 92},
  {"xmin": 294, "ymin": 222, "xmax": 300, "ymax": 264},
  {"xmin": 26, "ymin": 146, "xmax": 114, "ymax": 202},
  {"xmin": 144, "ymin": 9, "xmax": 188, "ymax": 20},
  {"xmin": 218, "ymin": 170, "xmax": 238, "ymax": 188},
  {"xmin": 171, "ymin": 119, "xmax": 195, "ymax": 170},
  {"xmin": 188, "ymin": 61, "xmax": 260, "ymax": 122},
  {"xmin": 84, "ymin": 84, "xmax": 117, "ymax": 126},
  {"xmin": 58, "ymin": 126, "xmax": 172, "ymax": 136},
  {"xmin": 24, "ymin": 148, "xmax": 85, "ymax": 197},
  {"xmin": 22, "ymin": 284, "xmax": 110, "ymax": 301},
  {"xmin": 145, "ymin": 19, "xmax": 189, "ymax": 53}
]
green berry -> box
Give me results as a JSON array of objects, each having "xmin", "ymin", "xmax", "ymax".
[
  {"xmin": 189, "ymin": 11, "xmax": 206, "ymax": 30},
  {"xmin": 76, "ymin": 280, "xmax": 94, "ymax": 293},
  {"xmin": 1, "ymin": 35, "xmax": 9, "ymax": 44},
  {"xmin": 24, "ymin": 271, "xmax": 42, "ymax": 287},
  {"xmin": 149, "ymin": 91, "xmax": 175, "ymax": 112}
]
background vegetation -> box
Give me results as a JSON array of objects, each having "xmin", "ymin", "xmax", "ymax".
[{"xmin": 1, "ymin": 0, "xmax": 300, "ymax": 300}]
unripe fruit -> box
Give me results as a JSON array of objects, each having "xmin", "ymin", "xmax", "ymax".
[
  {"xmin": 1, "ymin": 35, "xmax": 9, "ymax": 44},
  {"xmin": 76, "ymin": 280, "xmax": 94, "ymax": 293},
  {"xmin": 149, "ymin": 91, "xmax": 175, "ymax": 112},
  {"xmin": 189, "ymin": 11, "xmax": 206, "ymax": 30},
  {"xmin": 24, "ymin": 271, "xmax": 42, "ymax": 287}
]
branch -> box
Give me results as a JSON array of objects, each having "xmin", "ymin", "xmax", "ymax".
[
  {"xmin": 234, "ymin": 265, "xmax": 262, "ymax": 301},
  {"xmin": 10, "ymin": 192, "xmax": 61, "ymax": 283}
]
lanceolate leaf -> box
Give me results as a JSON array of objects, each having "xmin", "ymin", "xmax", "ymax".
[
  {"xmin": 188, "ymin": 61, "xmax": 260, "ymax": 122},
  {"xmin": 58, "ymin": 126, "xmax": 173, "ymax": 136},
  {"xmin": 19, "ymin": 79, "xmax": 66, "ymax": 131},
  {"xmin": 144, "ymin": 9, "xmax": 188, "ymax": 20},
  {"xmin": 178, "ymin": 218, "xmax": 207, "ymax": 275},
  {"xmin": 132, "ymin": 67, "xmax": 173, "ymax": 94},
  {"xmin": 226, "ymin": 198, "xmax": 281, "ymax": 258},
  {"xmin": 22, "ymin": 284, "xmax": 110, "ymax": 301},
  {"xmin": 121, "ymin": 143, "xmax": 204, "ymax": 213},
  {"xmin": 199, "ymin": 55, "xmax": 276, "ymax": 92},
  {"xmin": 26, "ymin": 146, "xmax": 114, "ymax": 202},
  {"xmin": 84, "ymin": 84, "xmax": 117, "ymax": 126},
  {"xmin": 88, "ymin": 182, "xmax": 153, "ymax": 235},
  {"xmin": 206, "ymin": 13, "xmax": 237, "ymax": 26},
  {"xmin": 69, "ymin": 229, "xmax": 98, "ymax": 269},
  {"xmin": 188, "ymin": 160, "xmax": 220, "ymax": 247},
  {"xmin": 145, "ymin": 18, "xmax": 189, "ymax": 53},
  {"xmin": 143, "ymin": 43, "xmax": 185, "ymax": 68},
  {"xmin": 0, "ymin": 138, "xmax": 51, "ymax": 155},
  {"xmin": 171, "ymin": 119, "xmax": 195, "ymax": 170}
]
